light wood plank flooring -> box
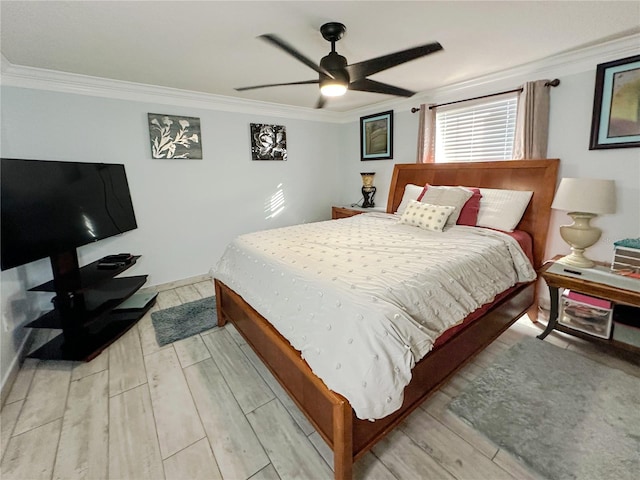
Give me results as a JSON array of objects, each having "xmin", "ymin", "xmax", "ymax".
[{"xmin": 2, "ymin": 280, "xmax": 639, "ymax": 480}]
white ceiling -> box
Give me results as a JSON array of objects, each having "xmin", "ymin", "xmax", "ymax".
[{"xmin": 1, "ymin": 1, "xmax": 639, "ymax": 112}]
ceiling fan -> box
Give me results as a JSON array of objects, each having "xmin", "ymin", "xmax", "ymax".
[{"xmin": 236, "ymin": 22, "xmax": 443, "ymax": 108}]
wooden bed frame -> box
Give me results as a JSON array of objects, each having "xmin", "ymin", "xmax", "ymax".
[{"xmin": 215, "ymin": 159, "xmax": 559, "ymax": 479}]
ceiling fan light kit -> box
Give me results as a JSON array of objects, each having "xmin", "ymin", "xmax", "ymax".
[
  {"xmin": 236, "ymin": 22, "xmax": 443, "ymax": 108},
  {"xmin": 320, "ymin": 82, "xmax": 348, "ymax": 97}
]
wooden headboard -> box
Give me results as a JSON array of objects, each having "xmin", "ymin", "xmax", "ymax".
[{"xmin": 387, "ymin": 159, "xmax": 559, "ymax": 270}]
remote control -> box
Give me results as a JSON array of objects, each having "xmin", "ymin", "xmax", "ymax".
[
  {"xmin": 97, "ymin": 261, "xmax": 125, "ymax": 269},
  {"xmin": 101, "ymin": 253, "xmax": 132, "ymax": 262}
]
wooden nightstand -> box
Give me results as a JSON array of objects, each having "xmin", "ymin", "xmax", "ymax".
[
  {"xmin": 537, "ymin": 255, "xmax": 640, "ymax": 352},
  {"xmin": 331, "ymin": 205, "xmax": 386, "ymax": 219}
]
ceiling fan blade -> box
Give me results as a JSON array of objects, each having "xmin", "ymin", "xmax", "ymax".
[
  {"xmin": 349, "ymin": 78, "xmax": 415, "ymax": 97},
  {"xmin": 315, "ymin": 95, "xmax": 326, "ymax": 109},
  {"xmin": 260, "ymin": 34, "xmax": 334, "ymax": 79},
  {"xmin": 346, "ymin": 42, "xmax": 443, "ymax": 80},
  {"xmin": 235, "ymin": 79, "xmax": 319, "ymax": 91}
]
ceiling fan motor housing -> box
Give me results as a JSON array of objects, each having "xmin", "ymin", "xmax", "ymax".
[{"xmin": 320, "ymin": 52, "xmax": 350, "ymax": 88}]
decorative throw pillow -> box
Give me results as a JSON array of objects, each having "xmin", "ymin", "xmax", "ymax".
[
  {"xmin": 457, "ymin": 187, "xmax": 482, "ymax": 226},
  {"xmin": 395, "ymin": 184, "xmax": 425, "ymax": 215},
  {"xmin": 417, "ymin": 185, "xmax": 474, "ymax": 226},
  {"xmin": 476, "ymin": 188, "xmax": 534, "ymax": 232},
  {"xmin": 398, "ymin": 200, "xmax": 455, "ymax": 232}
]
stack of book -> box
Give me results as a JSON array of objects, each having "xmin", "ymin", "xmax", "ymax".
[{"xmin": 611, "ymin": 238, "xmax": 640, "ymax": 279}]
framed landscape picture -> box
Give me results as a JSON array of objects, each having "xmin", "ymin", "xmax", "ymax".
[
  {"xmin": 589, "ymin": 55, "xmax": 640, "ymax": 150},
  {"xmin": 360, "ymin": 110, "xmax": 393, "ymax": 160}
]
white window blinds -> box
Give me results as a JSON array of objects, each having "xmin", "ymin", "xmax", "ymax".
[{"xmin": 435, "ymin": 93, "xmax": 518, "ymax": 162}]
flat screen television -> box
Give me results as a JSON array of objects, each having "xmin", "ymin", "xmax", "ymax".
[{"xmin": 1, "ymin": 158, "xmax": 138, "ymax": 272}]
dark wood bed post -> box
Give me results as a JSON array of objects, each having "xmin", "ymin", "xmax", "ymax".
[
  {"xmin": 333, "ymin": 400, "xmax": 353, "ymax": 480},
  {"xmin": 214, "ymin": 280, "xmax": 227, "ymax": 326}
]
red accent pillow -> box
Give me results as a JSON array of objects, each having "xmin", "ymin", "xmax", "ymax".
[
  {"xmin": 416, "ymin": 184, "xmax": 429, "ymax": 202},
  {"xmin": 457, "ymin": 187, "xmax": 482, "ymax": 226}
]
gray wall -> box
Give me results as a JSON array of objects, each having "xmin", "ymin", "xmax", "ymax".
[{"xmin": 0, "ymin": 87, "xmax": 342, "ymax": 388}]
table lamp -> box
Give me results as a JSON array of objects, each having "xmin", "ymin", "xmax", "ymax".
[
  {"xmin": 361, "ymin": 172, "xmax": 376, "ymax": 208},
  {"xmin": 551, "ymin": 177, "xmax": 616, "ymax": 268}
]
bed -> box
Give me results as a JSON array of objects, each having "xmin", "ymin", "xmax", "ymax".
[{"xmin": 214, "ymin": 159, "xmax": 559, "ymax": 479}]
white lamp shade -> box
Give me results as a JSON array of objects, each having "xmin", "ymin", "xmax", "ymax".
[{"xmin": 551, "ymin": 178, "xmax": 616, "ymax": 215}]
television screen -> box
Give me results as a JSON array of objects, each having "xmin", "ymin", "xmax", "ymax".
[{"xmin": 1, "ymin": 159, "xmax": 138, "ymax": 271}]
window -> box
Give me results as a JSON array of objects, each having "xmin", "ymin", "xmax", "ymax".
[{"xmin": 434, "ymin": 93, "xmax": 518, "ymax": 163}]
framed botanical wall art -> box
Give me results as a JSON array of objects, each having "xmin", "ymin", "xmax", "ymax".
[
  {"xmin": 148, "ymin": 113, "xmax": 202, "ymax": 159},
  {"xmin": 360, "ymin": 110, "xmax": 393, "ymax": 160},
  {"xmin": 250, "ymin": 123, "xmax": 287, "ymax": 161},
  {"xmin": 589, "ymin": 55, "xmax": 640, "ymax": 150}
]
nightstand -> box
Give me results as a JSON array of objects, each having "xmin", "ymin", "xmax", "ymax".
[
  {"xmin": 537, "ymin": 255, "xmax": 640, "ymax": 352},
  {"xmin": 331, "ymin": 205, "xmax": 386, "ymax": 219}
]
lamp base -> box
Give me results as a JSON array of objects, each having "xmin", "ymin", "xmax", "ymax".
[
  {"xmin": 556, "ymin": 250, "xmax": 595, "ymax": 269},
  {"xmin": 557, "ymin": 212, "xmax": 601, "ymax": 269},
  {"xmin": 362, "ymin": 186, "xmax": 376, "ymax": 208}
]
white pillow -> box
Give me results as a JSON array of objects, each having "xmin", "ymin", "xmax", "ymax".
[
  {"xmin": 420, "ymin": 185, "xmax": 473, "ymax": 226},
  {"xmin": 398, "ymin": 200, "xmax": 455, "ymax": 232},
  {"xmin": 395, "ymin": 184, "xmax": 425, "ymax": 215},
  {"xmin": 476, "ymin": 188, "xmax": 533, "ymax": 232}
]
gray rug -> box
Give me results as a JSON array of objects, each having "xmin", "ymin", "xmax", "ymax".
[
  {"xmin": 150, "ymin": 296, "xmax": 218, "ymax": 346},
  {"xmin": 449, "ymin": 338, "xmax": 640, "ymax": 480}
]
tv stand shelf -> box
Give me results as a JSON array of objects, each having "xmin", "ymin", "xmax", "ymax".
[
  {"xmin": 26, "ymin": 276, "xmax": 149, "ymax": 329},
  {"xmin": 29, "ymin": 255, "xmax": 141, "ymax": 292},
  {"xmin": 26, "ymin": 254, "xmax": 154, "ymax": 362}
]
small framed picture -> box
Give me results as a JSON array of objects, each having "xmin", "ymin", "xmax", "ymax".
[
  {"xmin": 589, "ymin": 55, "xmax": 640, "ymax": 150},
  {"xmin": 360, "ymin": 110, "xmax": 393, "ymax": 160},
  {"xmin": 148, "ymin": 113, "xmax": 202, "ymax": 159},
  {"xmin": 250, "ymin": 123, "xmax": 287, "ymax": 161}
]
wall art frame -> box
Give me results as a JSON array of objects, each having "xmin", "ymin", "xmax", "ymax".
[
  {"xmin": 148, "ymin": 113, "xmax": 202, "ymax": 159},
  {"xmin": 250, "ymin": 123, "xmax": 288, "ymax": 161},
  {"xmin": 360, "ymin": 110, "xmax": 393, "ymax": 160},
  {"xmin": 589, "ymin": 54, "xmax": 640, "ymax": 150}
]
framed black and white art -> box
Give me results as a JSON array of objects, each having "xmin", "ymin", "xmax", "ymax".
[
  {"xmin": 148, "ymin": 113, "xmax": 202, "ymax": 159},
  {"xmin": 250, "ymin": 123, "xmax": 287, "ymax": 161}
]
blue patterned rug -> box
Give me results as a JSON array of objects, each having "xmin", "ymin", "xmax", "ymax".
[{"xmin": 449, "ymin": 338, "xmax": 640, "ymax": 480}]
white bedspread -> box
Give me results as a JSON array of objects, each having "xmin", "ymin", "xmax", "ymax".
[{"xmin": 213, "ymin": 213, "xmax": 536, "ymax": 420}]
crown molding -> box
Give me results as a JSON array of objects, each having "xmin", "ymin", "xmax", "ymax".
[
  {"xmin": 0, "ymin": 54, "xmax": 343, "ymax": 123},
  {"xmin": 341, "ymin": 31, "xmax": 640, "ymax": 122},
  {"xmin": 2, "ymin": 32, "xmax": 638, "ymax": 124}
]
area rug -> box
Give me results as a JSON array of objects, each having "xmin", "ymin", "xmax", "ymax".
[
  {"xmin": 449, "ymin": 337, "xmax": 640, "ymax": 480},
  {"xmin": 150, "ymin": 296, "xmax": 218, "ymax": 346}
]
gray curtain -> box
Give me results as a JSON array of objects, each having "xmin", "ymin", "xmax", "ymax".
[
  {"xmin": 416, "ymin": 103, "xmax": 436, "ymax": 163},
  {"xmin": 513, "ymin": 80, "xmax": 551, "ymax": 159}
]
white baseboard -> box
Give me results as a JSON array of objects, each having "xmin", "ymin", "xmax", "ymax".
[
  {"xmin": 1, "ymin": 329, "xmax": 34, "ymax": 407},
  {"xmin": 145, "ymin": 273, "xmax": 213, "ymax": 293}
]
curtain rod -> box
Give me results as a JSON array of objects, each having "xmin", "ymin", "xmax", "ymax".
[{"xmin": 410, "ymin": 78, "xmax": 560, "ymax": 113}]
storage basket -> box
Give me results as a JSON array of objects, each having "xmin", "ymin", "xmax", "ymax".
[{"xmin": 559, "ymin": 290, "xmax": 613, "ymax": 339}]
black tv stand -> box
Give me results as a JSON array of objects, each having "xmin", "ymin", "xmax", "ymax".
[{"xmin": 26, "ymin": 250, "xmax": 155, "ymax": 361}]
